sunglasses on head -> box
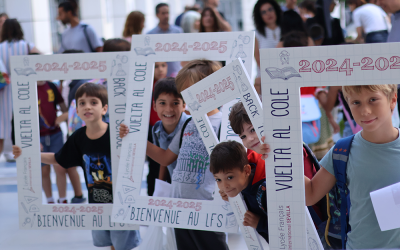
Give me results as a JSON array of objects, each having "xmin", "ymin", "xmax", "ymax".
[{"xmin": 261, "ymin": 7, "xmax": 275, "ymax": 15}]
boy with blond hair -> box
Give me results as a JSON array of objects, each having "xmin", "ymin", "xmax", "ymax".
[{"xmin": 305, "ymin": 84, "xmax": 400, "ymax": 249}]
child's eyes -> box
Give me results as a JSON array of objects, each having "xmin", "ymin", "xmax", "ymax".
[
  {"xmin": 351, "ymin": 101, "xmax": 360, "ymax": 105},
  {"xmin": 159, "ymin": 102, "xmax": 165, "ymax": 105},
  {"xmin": 174, "ymin": 102, "xmax": 180, "ymax": 105},
  {"xmin": 227, "ymin": 176, "xmax": 233, "ymax": 180},
  {"xmin": 250, "ymin": 128, "xmax": 255, "ymax": 133},
  {"xmin": 215, "ymin": 178, "xmax": 221, "ymax": 182},
  {"xmin": 92, "ymin": 101, "xmax": 97, "ymax": 105},
  {"xmin": 79, "ymin": 102, "xmax": 84, "ymax": 106},
  {"xmin": 240, "ymin": 135, "xmax": 246, "ymax": 140},
  {"xmin": 370, "ymin": 98, "xmax": 377, "ymax": 102}
]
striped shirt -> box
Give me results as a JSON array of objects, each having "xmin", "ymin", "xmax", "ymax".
[{"xmin": 255, "ymin": 27, "xmax": 280, "ymax": 77}]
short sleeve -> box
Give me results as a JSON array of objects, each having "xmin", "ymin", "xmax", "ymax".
[
  {"xmin": 85, "ymin": 25, "xmax": 104, "ymax": 49},
  {"xmin": 352, "ymin": 10, "xmax": 361, "ymax": 28},
  {"xmin": 55, "ymin": 130, "xmax": 83, "ymax": 168},
  {"xmin": 152, "ymin": 123, "xmax": 160, "ymax": 147},
  {"xmin": 54, "ymin": 84, "xmax": 65, "ymax": 105},
  {"xmin": 168, "ymin": 128, "xmax": 182, "ymax": 155},
  {"xmin": 319, "ymin": 146, "xmax": 335, "ymax": 176}
]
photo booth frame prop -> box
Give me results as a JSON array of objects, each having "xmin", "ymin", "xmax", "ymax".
[
  {"xmin": 112, "ymin": 31, "xmax": 254, "ymax": 233},
  {"xmin": 260, "ymin": 43, "xmax": 400, "ymax": 250},
  {"xmin": 11, "ymin": 52, "xmax": 138, "ymax": 230}
]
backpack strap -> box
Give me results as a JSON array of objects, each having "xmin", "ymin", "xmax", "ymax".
[
  {"xmin": 179, "ymin": 117, "xmax": 192, "ymax": 149},
  {"xmin": 332, "ymin": 135, "xmax": 355, "ymax": 249},
  {"xmin": 82, "ymin": 24, "xmax": 95, "ymax": 52}
]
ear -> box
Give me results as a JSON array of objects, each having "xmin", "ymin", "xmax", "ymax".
[
  {"xmin": 244, "ymin": 164, "xmax": 251, "ymax": 176},
  {"xmin": 182, "ymin": 102, "xmax": 186, "ymax": 111},
  {"xmin": 153, "ymin": 100, "xmax": 157, "ymax": 111},
  {"xmin": 102, "ymin": 104, "xmax": 108, "ymax": 115},
  {"xmin": 390, "ymin": 92, "xmax": 397, "ymax": 112}
]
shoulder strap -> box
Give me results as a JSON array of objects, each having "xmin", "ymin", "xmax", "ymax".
[
  {"xmin": 179, "ymin": 117, "xmax": 192, "ymax": 149},
  {"xmin": 82, "ymin": 24, "xmax": 95, "ymax": 52},
  {"xmin": 303, "ymin": 142, "xmax": 320, "ymax": 171},
  {"xmin": 47, "ymin": 82, "xmax": 60, "ymax": 110},
  {"xmin": 332, "ymin": 135, "xmax": 355, "ymax": 249}
]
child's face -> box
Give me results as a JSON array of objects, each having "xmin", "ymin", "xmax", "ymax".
[
  {"xmin": 214, "ymin": 165, "xmax": 251, "ymax": 198},
  {"xmin": 153, "ymin": 93, "xmax": 185, "ymax": 131},
  {"xmin": 239, "ymin": 123, "xmax": 262, "ymax": 152},
  {"xmin": 347, "ymin": 89, "xmax": 396, "ymax": 133},
  {"xmin": 76, "ymin": 94, "xmax": 108, "ymax": 124},
  {"xmin": 154, "ymin": 62, "xmax": 168, "ymax": 82}
]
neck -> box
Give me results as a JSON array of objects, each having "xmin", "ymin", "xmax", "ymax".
[
  {"xmin": 158, "ymin": 22, "xmax": 169, "ymax": 31},
  {"xmin": 267, "ymin": 23, "xmax": 277, "ymax": 30},
  {"xmin": 70, "ymin": 17, "xmax": 80, "ymax": 27},
  {"xmin": 360, "ymin": 124, "xmax": 398, "ymax": 144}
]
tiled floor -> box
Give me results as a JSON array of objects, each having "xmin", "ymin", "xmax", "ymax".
[{"xmin": 0, "ymin": 153, "xmax": 259, "ymax": 250}]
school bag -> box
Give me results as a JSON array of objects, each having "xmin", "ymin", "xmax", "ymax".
[
  {"xmin": 0, "ymin": 70, "xmax": 9, "ymax": 90},
  {"xmin": 178, "ymin": 117, "xmax": 221, "ymax": 148},
  {"xmin": 306, "ymin": 135, "xmax": 354, "ymax": 249},
  {"xmin": 301, "ymin": 95, "xmax": 321, "ymax": 145}
]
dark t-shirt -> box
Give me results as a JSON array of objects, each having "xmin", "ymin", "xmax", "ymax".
[
  {"xmin": 55, "ymin": 124, "xmax": 113, "ymax": 203},
  {"xmin": 37, "ymin": 82, "xmax": 64, "ymax": 136}
]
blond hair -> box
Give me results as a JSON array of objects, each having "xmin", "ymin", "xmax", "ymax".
[
  {"xmin": 342, "ymin": 84, "xmax": 397, "ymax": 101},
  {"xmin": 175, "ymin": 59, "xmax": 222, "ymax": 93}
]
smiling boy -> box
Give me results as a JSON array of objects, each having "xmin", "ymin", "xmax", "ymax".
[
  {"xmin": 13, "ymin": 83, "xmax": 141, "ymax": 250},
  {"xmin": 305, "ymin": 84, "xmax": 400, "ymax": 249}
]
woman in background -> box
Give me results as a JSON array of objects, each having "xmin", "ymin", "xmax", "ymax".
[{"xmin": 123, "ymin": 11, "xmax": 145, "ymax": 42}]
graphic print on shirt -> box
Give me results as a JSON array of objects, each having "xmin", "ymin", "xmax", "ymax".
[
  {"xmin": 83, "ymin": 154, "xmax": 112, "ymax": 203},
  {"xmin": 171, "ymin": 123, "xmax": 214, "ymax": 189},
  {"xmin": 38, "ymin": 89, "xmax": 57, "ymax": 130}
]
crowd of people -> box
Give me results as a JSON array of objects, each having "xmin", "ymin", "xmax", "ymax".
[{"xmin": 3, "ymin": 0, "xmax": 400, "ymax": 249}]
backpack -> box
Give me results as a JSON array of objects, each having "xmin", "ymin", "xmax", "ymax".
[
  {"xmin": 301, "ymin": 95, "xmax": 321, "ymax": 145},
  {"xmin": 0, "ymin": 70, "xmax": 10, "ymax": 90},
  {"xmin": 306, "ymin": 135, "xmax": 354, "ymax": 249}
]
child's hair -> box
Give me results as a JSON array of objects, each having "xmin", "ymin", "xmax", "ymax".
[
  {"xmin": 175, "ymin": 59, "xmax": 222, "ymax": 92},
  {"xmin": 308, "ymin": 24, "xmax": 324, "ymax": 42},
  {"xmin": 229, "ymin": 102, "xmax": 251, "ymax": 135},
  {"xmin": 75, "ymin": 82, "xmax": 108, "ymax": 107},
  {"xmin": 63, "ymin": 49, "xmax": 84, "ymax": 54},
  {"xmin": 342, "ymin": 84, "xmax": 397, "ymax": 102},
  {"xmin": 299, "ymin": 0, "xmax": 316, "ymax": 14},
  {"xmin": 153, "ymin": 77, "xmax": 183, "ymax": 102},
  {"xmin": 103, "ymin": 38, "xmax": 131, "ymax": 52},
  {"xmin": 210, "ymin": 140, "xmax": 249, "ymax": 174},
  {"xmin": 283, "ymin": 30, "xmax": 308, "ymax": 47}
]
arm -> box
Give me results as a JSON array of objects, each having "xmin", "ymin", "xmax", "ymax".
[
  {"xmin": 12, "ymin": 145, "xmax": 58, "ymax": 165},
  {"xmin": 212, "ymin": 9, "xmax": 232, "ymax": 31},
  {"xmin": 254, "ymin": 38, "xmax": 260, "ymax": 68},
  {"xmin": 316, "ymin": 89, "xmax": 340, "ymax": 133},
  {"xmin": 304, "ymin": 166, "xmax": 336, "ymax": 206},
  {"xmin": 30, "ymin": 46, "xmax": 41, "ymax": 54},
  {"xmin": 308, "ymin": 37, "xmax": 315, "ymax": 46},
  {"xmin": 146, "ymin": 141, "xmax": 178, "ymax": 166},
  {"xmin": 158, "ymin": 165, "xmax": 169, "ymax": 181},
  {"xmin": 355, "ymin": 27, "xmax": 364, "ymax": 43},
  {"xmin": 320, "ymin": 86, "xmax": 341, "ymax": 113}
]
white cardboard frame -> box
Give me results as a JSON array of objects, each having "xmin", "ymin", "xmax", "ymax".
[
  {"xmin": 112, "ymin": 32, "xmax": 254, "ymax": 233},
  {"xmin": 260, "ymin": 43, "xmax": 400, "ymax": 249},
  {"xmin": 11, "ymin": 52, "xmax": 138, "ymax": 230}
]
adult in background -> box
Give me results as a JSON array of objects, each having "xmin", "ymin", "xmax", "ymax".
[
  {"xmin": 349, "ymin": 0, "xmax": 389, "ymax": 43},
  {"xmin": 0, "ymin": 19, "xmax": 40, "ymax": 160},
  {"xmin": 122, "ymin": 11, "xmax": 145, "ymax": 42},
  {"xmin": 199, "ymin": 7, "xmax": 231, "ymax": 32},
  {"xmin": 203, "ymin": 0, "xmax": 232, "ymax": 31},
  {"xmin": 147, "ymin": 3, "xmax": 183, "ymax": 77},
  {"xmin": 378, "ymin": 0, "xmax": 400, "ymax": 42},
  {"xmin": 181, "ymin": 10, "xmax": 201, "ymax": 33},
  {"xmin": 299, "ymin": 0, "xmax": 316, "ymax": 22},
  {"xmin": 57, "ymin": 0, "xmax": 103, "ymax": 52},
  {"xmin": 253, "ymin": 0, "xmax": 282, "ymax": 95},
  {"xmin": 281, "ymin": 0, "xmax": 300, "ymax": 12},
  {"xmin": 0, "ymin": 13, "xmax": 8, "ymax": 39}
]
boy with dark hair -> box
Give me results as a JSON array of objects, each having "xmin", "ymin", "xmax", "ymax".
[
  {"xmin": 308, "ymin": 23, "xmax": 325, "ymax": 45},
  {"xmin": 13, "ymin": 83, "xmax": 141, "ymax": 250},
  {"xmin": 103, "ymin": 38, "xmax": 131, "ymax": 52},
  {"xmin": 210, "ymin": 140, "xmax": 269, "ymax": 242}
]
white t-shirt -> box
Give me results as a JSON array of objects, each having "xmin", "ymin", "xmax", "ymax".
[{"xmin": 352, "ymin": 4, "xmax": 388, "ymax": 34}]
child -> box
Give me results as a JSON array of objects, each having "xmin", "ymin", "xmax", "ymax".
[
  {"xmin": 305, "ymin": 84, "xmax": 400, "ymax": 249},
  {"xmin": 147, "ymin": 61, "xmax": 169, "ymax": 195},
  {"xmin": 210, "ymin": 140, "xmax": 269, "ymax": 242},
  {"xmin": 37, "ymin": 80, "xmax": 84, "ymax": 204},
  {"xmin": 120, "ymin": 59, "xmax": 228, "ymax": 250},
  {"xmin": 14, "ymin": 83, "xmax": 141, "ymax": 250}
]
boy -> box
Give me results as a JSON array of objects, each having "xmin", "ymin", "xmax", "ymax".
[
  {"xmin": 147, "ymin": 61, "xmax": 169, "ymax": 195},
  {"xmin": 37, "ymin": 80, "xmax": 84, "ymax": 204},
  {"xmin": 210, "ymin": 140, "xmax": 269, "ymax": 242},
  {"xmin": 14, "ymin": 83, "xmax": 140, "ymax": 250},
  {"xmin": 305, "ymin": 84, "xmax": 400, "ymax": 249},
  {"xmin": 120, "ymin": 59, "xmax": 228, "ymax": 250}
]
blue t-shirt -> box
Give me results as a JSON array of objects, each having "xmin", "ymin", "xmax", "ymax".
[
  {"xmin": 147, "ymin": 24, "xmax": 183, "ymax": 77},
  {"xmin": 59, "ymin": 23, "xmax": 103, "ymax": 53},
  {"xmin": 152, "ymin": 112, "xmax": 191, "ymax": 177},
  {"xmin": 320, "ymin": 131, "xmax": 400, "ymax": 249}
]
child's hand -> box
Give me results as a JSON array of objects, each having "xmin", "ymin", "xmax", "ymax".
[
  {"xmin": 219, "ymin": 189, "xmax": 228, "ymax": 202},
  {"xmin": 119, "ymin": 123, "xmax": 129, "ymax": 138},
  {"xmin": 12, "ymin": 145, "xmax": 22, "ymax": 159},
  {"xmin": 259, "ymin": 136, "xmax": 270, "ymax": 160},
  {"xmin": 243, "ymin": 210, "xmax": 260, "ymax": 229}
]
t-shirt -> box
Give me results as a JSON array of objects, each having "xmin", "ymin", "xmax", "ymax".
[
  {"xmin": 352, "ymin": 4, "xmax": 389, "ymax": 34},
  {"xmin": 320, "ymin": 131, "xmax": 400, "ymax": 249},
  {"xmin": 37, "ymin": 82, "xmax": 64, "ymax": 136},
  {"xmin": 168, "ymin": 112, "xmax": 222, "ymax": 200},
  {"xmin": 152, "ymin": 112, "xmax": 191, "ymax": 177},
  {"xmin": 147, "ymin": 25, "xmax": 183, "ymax": 77},
  {"xmin": 388, "ymin": 11, "xmax": 400, "ymax": 42},
  {"xmin": 58, "ymin": 23, "xmax": 103, "ymax": 53},
  {"xmin": 55, "ymin": 124, "xmax": 113, "ymax": 204}
]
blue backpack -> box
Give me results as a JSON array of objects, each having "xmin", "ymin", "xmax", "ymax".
[{"xmin": 307, "ymin": 135, "xmax": 354, "ymax": 249}]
